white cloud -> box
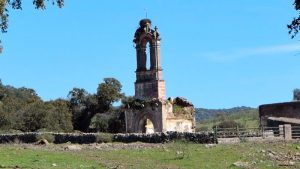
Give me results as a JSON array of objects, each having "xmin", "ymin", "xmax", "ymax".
[{"xmin": 203, "ymin": 43, "xmax": 300, "ymax": 62}]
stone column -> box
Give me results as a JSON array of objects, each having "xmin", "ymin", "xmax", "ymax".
[
  {"xmin": 150, "ymin": 40, "xmax": 161, "ymax": 71},
  {"xmin": 155, "ymin": 41, "xmax": 161, "ymax": 70},
  {"xmin": 279, "ymin": 125, "xmax": 284, "ymax": 138},
  {"xmin": 136, "ymin": 47, "xmax": 141, "ymax": 71},
  {"xmin": 284, "ymin": 124, "xmax": 292, "ymax": 140}
]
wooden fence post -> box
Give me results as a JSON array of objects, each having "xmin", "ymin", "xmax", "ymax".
[
  {"xmin": 261, "ymin": 126, "xmax": 264, "ymax": 138},
  {"xmin": 214, "ymin": 126, "xmax": 218, "ymax": 144},
  {"xmin": 236, "ymin": 126, "xmax": 239, "ymax": 138}
]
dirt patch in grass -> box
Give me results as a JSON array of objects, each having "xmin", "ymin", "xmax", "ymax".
[{"xmin": 0, "ymin": 142, "xmax": 166, "ymax": 151}]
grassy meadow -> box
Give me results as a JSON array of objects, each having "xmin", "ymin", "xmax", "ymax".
[{"xmin": 0, "ymin": 141, "xmax": 300, "ymax": 169}]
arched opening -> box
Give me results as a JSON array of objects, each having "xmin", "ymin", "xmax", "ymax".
[
  {"xmin": 137, "ymin": 115, "xmax": 155, "ymax": 133},
  {"xmin": 146, "ymin": 42, "xmax": 151, "ymax": 70},
  {"xmin": 145, "ymin": 119, "xmax": 154, "ymax": 133},
  {"xmin": 139, "ymin": 36, "xmax": 152, "ymax": 71}
]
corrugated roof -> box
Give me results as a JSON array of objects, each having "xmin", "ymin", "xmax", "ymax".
[{"xmin": 267, "ymin": 117, "xmax": 300, "ymax": 124}]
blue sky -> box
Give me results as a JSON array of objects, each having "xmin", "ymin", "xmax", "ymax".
[{"xmin": 0, "ymin": 0, "xmax": 299, "ymax": 108}]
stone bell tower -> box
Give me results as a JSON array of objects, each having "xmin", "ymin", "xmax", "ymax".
[
  {"xmin": 133, "ymin": 19, "xmax": 166, "ymax": 100},
  {"xmin": 124, "ymin": 19, "xmax": 195, "ymax": 133}
]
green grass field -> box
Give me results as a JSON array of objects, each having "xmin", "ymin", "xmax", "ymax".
[{"xmin": 0, "ymin": 141, "xmax": 300, "ymax": 169}]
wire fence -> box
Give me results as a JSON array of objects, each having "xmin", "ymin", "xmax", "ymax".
[
  {"xmin": 292, "ymin": 126, "xmax": 300, "ymax": 139},
  {"xmin": 213, "ymin": 126, "xmax": 281, "ymax": 139}
]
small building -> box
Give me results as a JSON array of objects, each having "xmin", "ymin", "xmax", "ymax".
[
  {"xmin": 124, "ymin": 19, "xmax": 195, "ymax": 133},
  {"xmin": 259, "ymin": 101, "xmax": 300, "ymax": 127}
]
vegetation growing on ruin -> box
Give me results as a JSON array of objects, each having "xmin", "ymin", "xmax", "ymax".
[
  {"xmin": 173, "ymin": 104, "xmax": 194, "ymax": 119},
  {"xmin": 121, "ymin": 97, "xmax": 160, "ymax": 110},
  {"xmin": 121, "ymin": 97, "xmax": 147, "ymax": 110},
  {"xmin": 173, "ymin": 104, "xmax": 185, "ymax": 114},
  {"xmin": 294, "ymin": 89, "xmax": 300, "ymax": 101}
]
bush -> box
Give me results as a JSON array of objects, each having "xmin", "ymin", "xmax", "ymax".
[
  {"xmin": 0, "ymin": 109, "xmax": 11, "ymax": 130},
  {"xmin": 90, "ymin": 111, "xmax": 125, "ymax": 133},
  {"xmin": 214, "ymin": 120, "xmax": 245, "ymax": 129},
  {"xmin": 173, "ymin": 105, "xmax": 184, "ymax": 114},
  {"xmin": 45, "ymin": 99, "xmax": 73, "ymax": 132},
  {"xmin": 16, "ymin": 102, "xmax": 49, "ymax": 131},
  {"xmin": 13, "ymin": 100, "xmax": 73, "ymax": 132},
  {"xmin": 95, "ymin": 133, "xmax": 113, "ymax": 143},
  {"xmin": 0, "ymin": 129, "xmax": 23, "ymax": 134},
  {"xmin": 90, "ymin": 113, "xmax": 110, "ymax": 132},
  {"xmin": 196, "ymin": 126, "xmax": 209, "ymax": 132},
  {"xmin": 36, "ymin": 133, "xmax": 55, "ymax": 143}
]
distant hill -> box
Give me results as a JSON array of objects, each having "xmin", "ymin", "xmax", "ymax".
[
  {"xmin": 196, "ymin": 107, "xmax": 259, "ymax": 130},
  {"xmin": 195, "ymin": 106, "xmax": 256, "ymax": 122}
]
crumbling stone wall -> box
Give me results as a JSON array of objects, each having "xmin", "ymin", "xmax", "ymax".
[
  {"xmin": 124, "ymin": 97, "xmax": 195, "ymax": 133},
  {"xmin": 165, "ymin": 97, "xmax": 196, "ymax": 132},
  {"xmin": 123, "ymin": 98, "xmax": 164, "ymax": 133}
]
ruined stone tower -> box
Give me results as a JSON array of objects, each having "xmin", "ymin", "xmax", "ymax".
[
  {"xmin": 134, "ymin": 19, "xmax": 166, "ymax": 100},
  {"xmin": 124, "ymin": 19, "xmax": 195, "ymax": 133}
]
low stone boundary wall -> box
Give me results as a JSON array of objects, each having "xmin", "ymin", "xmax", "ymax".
[
  {"xmin": 113, "ymin": 132, "xmax": 216, "ymax": 144},
  {"xmin": 0, "ymin": 132, "xmax": 216, "ymax": 144},
  {"xmin": 54, "ymin": 133, "xmax": 111, "ymax": 144},
  {"xmin": 0, "ymin": 132, "xmax": 112, "ymax": 144},
  {"xmin": 0, "ymin": 133, "xmax": 38, "ymax": 143}
]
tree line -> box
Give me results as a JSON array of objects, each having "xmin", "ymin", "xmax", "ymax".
[{"xmin": 0, "ymin": 78, "xmax": 126, "ymax": 133}]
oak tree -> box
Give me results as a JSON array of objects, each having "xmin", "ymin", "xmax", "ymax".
[{"xmin": 288, "ymin": 0, "xmax": 300, "ymax": 38}]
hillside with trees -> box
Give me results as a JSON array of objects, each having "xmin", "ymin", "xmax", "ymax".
[
  {"xmin": 195, "ymin": 106, "xmax": 256, "ymax": 121},
  {"xmin": 1, "ymin": 79, "xmax": 291, "ymax": 133},
  {"xmin": 196, "ymin": 107, "xmax": 259, "ymax": 131}
]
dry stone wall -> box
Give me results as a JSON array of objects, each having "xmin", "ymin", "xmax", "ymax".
[{"xmin": 0, "ymin": 132, "xmax": 216, "ymax": 144}]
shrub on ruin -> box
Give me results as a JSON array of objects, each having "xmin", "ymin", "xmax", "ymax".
[
  {"xmin": 122, "ymin": 96, "xmax": 146, "ymax": 110},
  {"xmin": 294, "ymin": 89, "xmax": 300, "ymax": 101}
]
